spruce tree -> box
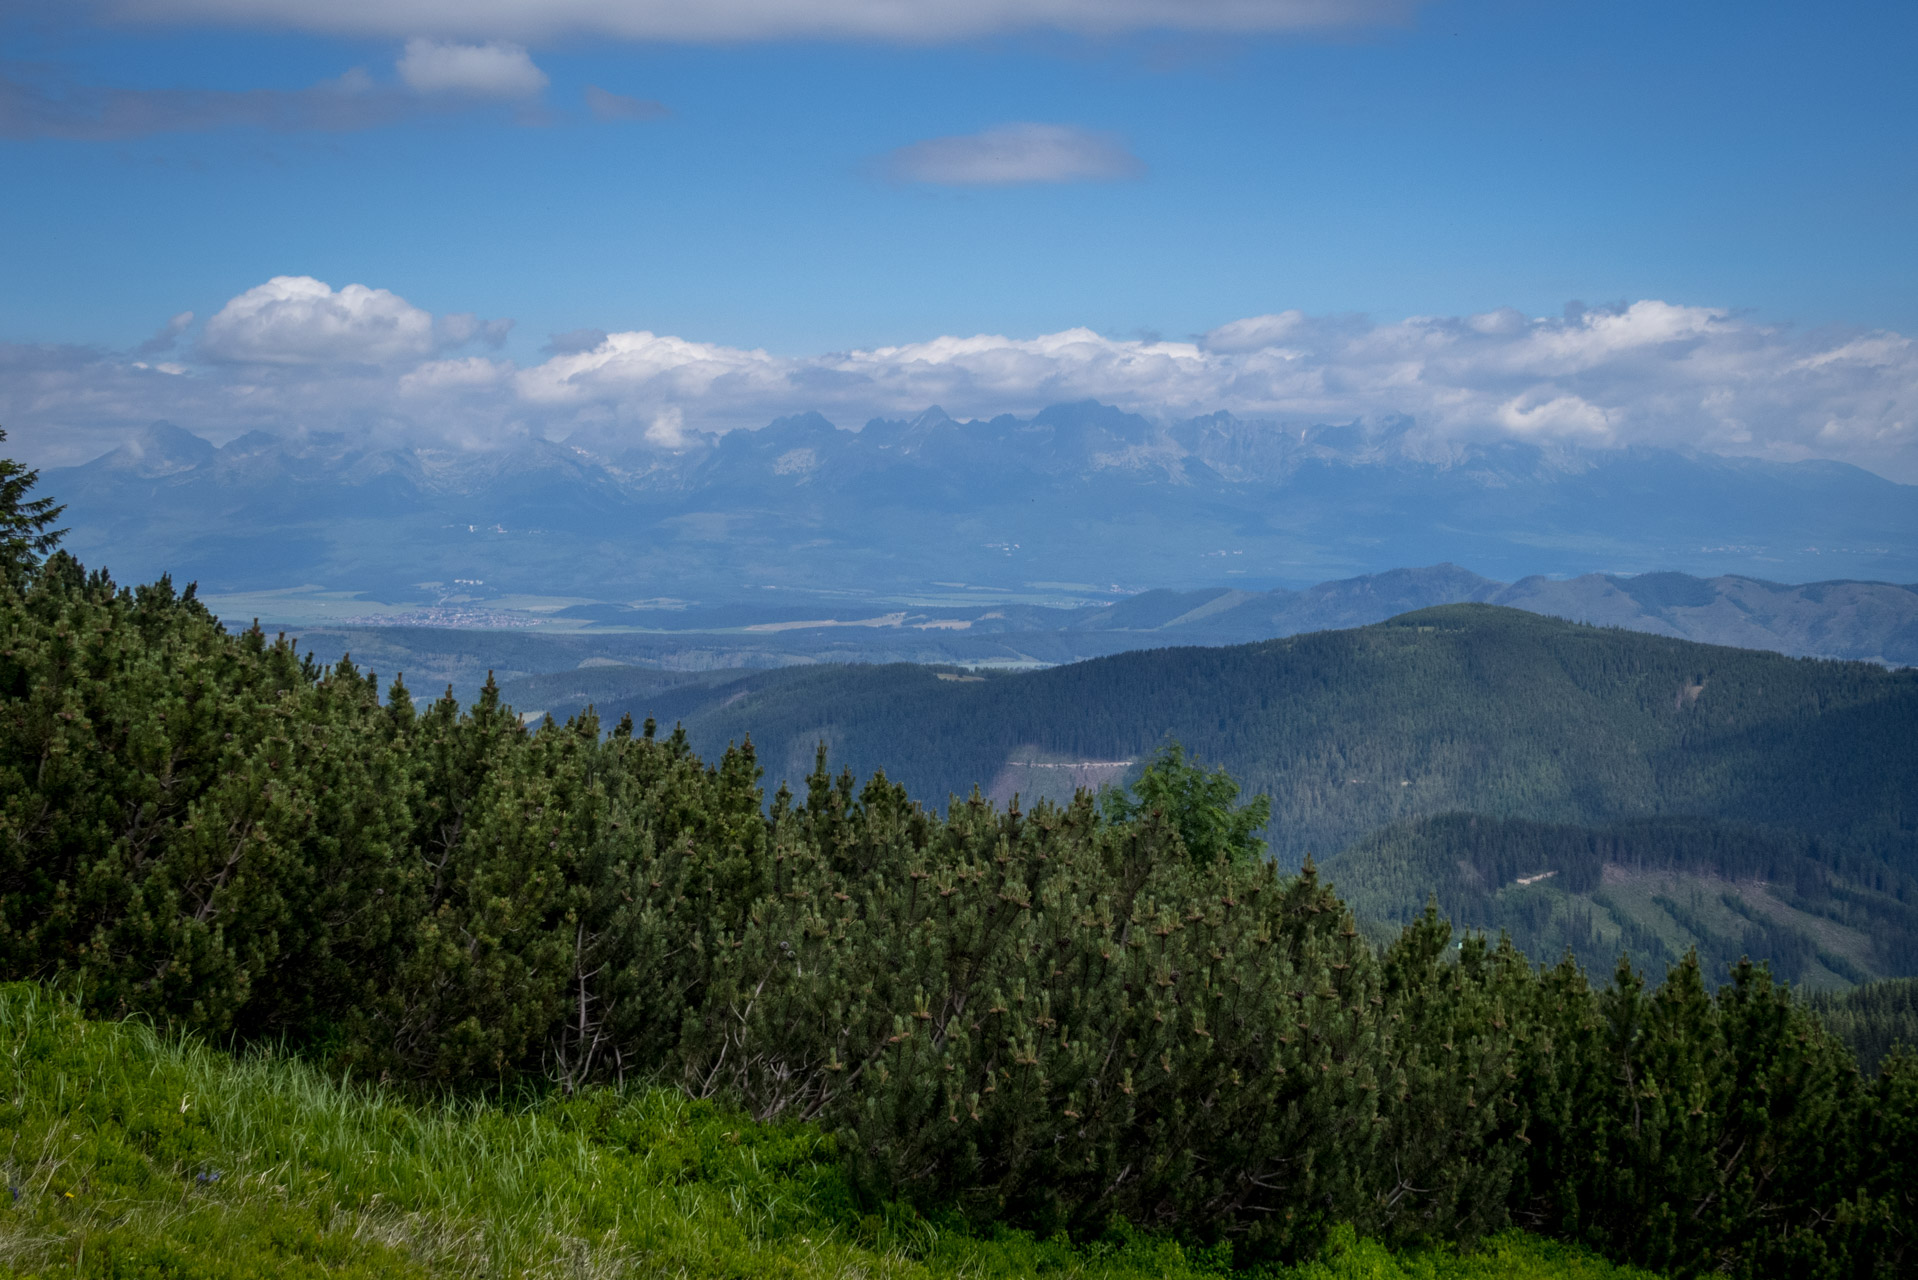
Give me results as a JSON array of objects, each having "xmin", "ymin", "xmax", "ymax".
[{"xmin": 0, "ymin": 428, "xmax": 64, "ymax": 582}]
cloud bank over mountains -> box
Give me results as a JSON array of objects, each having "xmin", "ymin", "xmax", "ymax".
[{"xmin": 4, "ymin": 275, "xmax": 1914, "ymax": 481}]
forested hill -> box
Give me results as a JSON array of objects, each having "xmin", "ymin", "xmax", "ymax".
[
  {"xmin": 1323, "ymin": 813, "xmax": 1918, "ymax": 990},
  {"xmin": 621, "ymin": 604, "xmax": 1918, "ymax": 866}
]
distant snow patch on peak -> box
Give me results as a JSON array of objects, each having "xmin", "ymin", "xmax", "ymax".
[{"xmin": 772, "ymin": 447, "xmax": 818, "ymax": 475}]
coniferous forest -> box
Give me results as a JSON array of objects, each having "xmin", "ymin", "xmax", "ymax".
[
  {"xmin": 578, "ymin": 591, "xmax": 1918, "ymax": 989},
  {"xmin": 3, "ymin": 439, "xmax": 1917, "ymax": 1278}
]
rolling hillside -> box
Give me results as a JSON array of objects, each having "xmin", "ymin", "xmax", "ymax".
[
  {"xmin": 589, "ymin": 605, "xmax": 1915, "ymax": 856},
  {"xmin": 566, "ymin": 605, "xmax": 1918, "ymax": 984}
]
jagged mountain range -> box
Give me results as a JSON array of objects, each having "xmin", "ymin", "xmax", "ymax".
[{"xmin": 45, "ymin": 400, "xmax": 1918, "ymax": 602}]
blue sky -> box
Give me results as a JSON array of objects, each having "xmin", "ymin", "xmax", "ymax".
[{"xmin": 3, "ymin": 0, "xmax": 1915, "ymax": 478}]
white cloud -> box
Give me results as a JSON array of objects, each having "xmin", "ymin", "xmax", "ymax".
[
  {"xmin": 398, "ymin": 355, "xmax": 510, "ymax": 394},
  {"xmin": 396, "ymin": 39, "xmax": 548, "ymax": 98},
  {"xmin": 516, "ymin": 330, "xmax": 792, "ymax": 408},
  {"xmin": 645, "ymin": 405, "xmax": 689, "ymax": 448},
  {"xmin": 110, "ymin": 0, "xmax": 1418, "ymax": 43},
  {"xmin": 1201, "ymin": 310, "xmax": 1309, "ymax": 354},
  {"xmin": 1496, "ymin": 391, "xmax": 1611, "ymax": 439},
  {"xmin": 200, "ymin": 276, "xmax": 437, "ymax": 365},
  {"xmin": 6, "ymin": 285, "xmax": 1917, "ymax": 482},
  {"xmin": 884, "ymin": 123, "xmax": 1144, "ymax": 186}
]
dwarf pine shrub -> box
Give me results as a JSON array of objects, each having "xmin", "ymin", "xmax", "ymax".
[{"xmin": 1, "ymin": 449, "xmax": 1915, "ymax": 1275}]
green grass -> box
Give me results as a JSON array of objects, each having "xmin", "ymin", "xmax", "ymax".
[
  {"xmin": 1282, "ymin": 1229, "xmax": 1684, "ymax": 1280},
  {"xmin": 0, "ymin": 985, "xmax": 1669, "ymax": 1279}
]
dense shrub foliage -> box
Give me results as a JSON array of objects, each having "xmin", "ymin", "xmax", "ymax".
[{"xmin": 1, "ymin": 458, "xmax": 1914, "ymax": 1277}]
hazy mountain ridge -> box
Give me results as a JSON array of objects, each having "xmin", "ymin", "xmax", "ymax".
[
  {"xmin": 49, "ymin": 401, "xmax": 1918, "ymax": 601},
  {"xmin": 514, "ymin": 564, "xmax": 1918, "ymax": 670},
  {"xmin": 263, "ymin": 561, "xmax": 1918, "ymax": 716},
  {"xmin": 1083, "ymin": 567, "xmax": 1918, "ymax": 665}
]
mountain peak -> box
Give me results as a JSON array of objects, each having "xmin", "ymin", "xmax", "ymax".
[
  {"xmin": 762, "ymin": 411, "xmax": 839, "ymax": 437},
  {"xmin": 92, "ymin": 421, "xmax": 215, "ymax": 478},
  {"xmin": 1030, "ymin": 400, "xmax": 1152, "ymax": 433}
]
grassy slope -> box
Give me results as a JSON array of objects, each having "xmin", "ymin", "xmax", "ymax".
[{"xmin": 0, "ymin": 986, "xmax": 1667, "ymax": 1280}]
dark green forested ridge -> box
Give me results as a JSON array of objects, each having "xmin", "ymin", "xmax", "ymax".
[
  {"xmin": 618, "ymin": 608, "xmax": 1918, "ymax": 868},
  {"xmin": 4, "ymin": 451, "xmax": 1918, "ymax": 1276},
  {"xmin": 1323, "ymin": 814, "xmax": 1918, "ymax": 988},
  {"xmin": 604, "ymin": 608, "xmax": 1918, "ymax": 988}
]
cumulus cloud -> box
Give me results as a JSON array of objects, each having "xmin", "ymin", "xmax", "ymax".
[
  {"xmin": 396, "ymin": 38, "xmax": 548, "ymax": 98},
  {"xmin": 883, "ymin": 123, "xmax": 1144, "ymax": 186},
  {"xmin": 200, "ymin": 276, "xmax": 438, "ymax": 366},
  {"xmin": 5, "ymin": 282, "xmax": 1917, "ymax": 482},
  {"xmin": 584, "ymin": 85, "xmax": 668, "ymax": 121},
  {"xmin": 1200, "ymin": 309, "xmax": 1309, "ymax": 354},
  {"xmin": 109, "ymin": 0, "xmax": 1419, "ymax": 43}
]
